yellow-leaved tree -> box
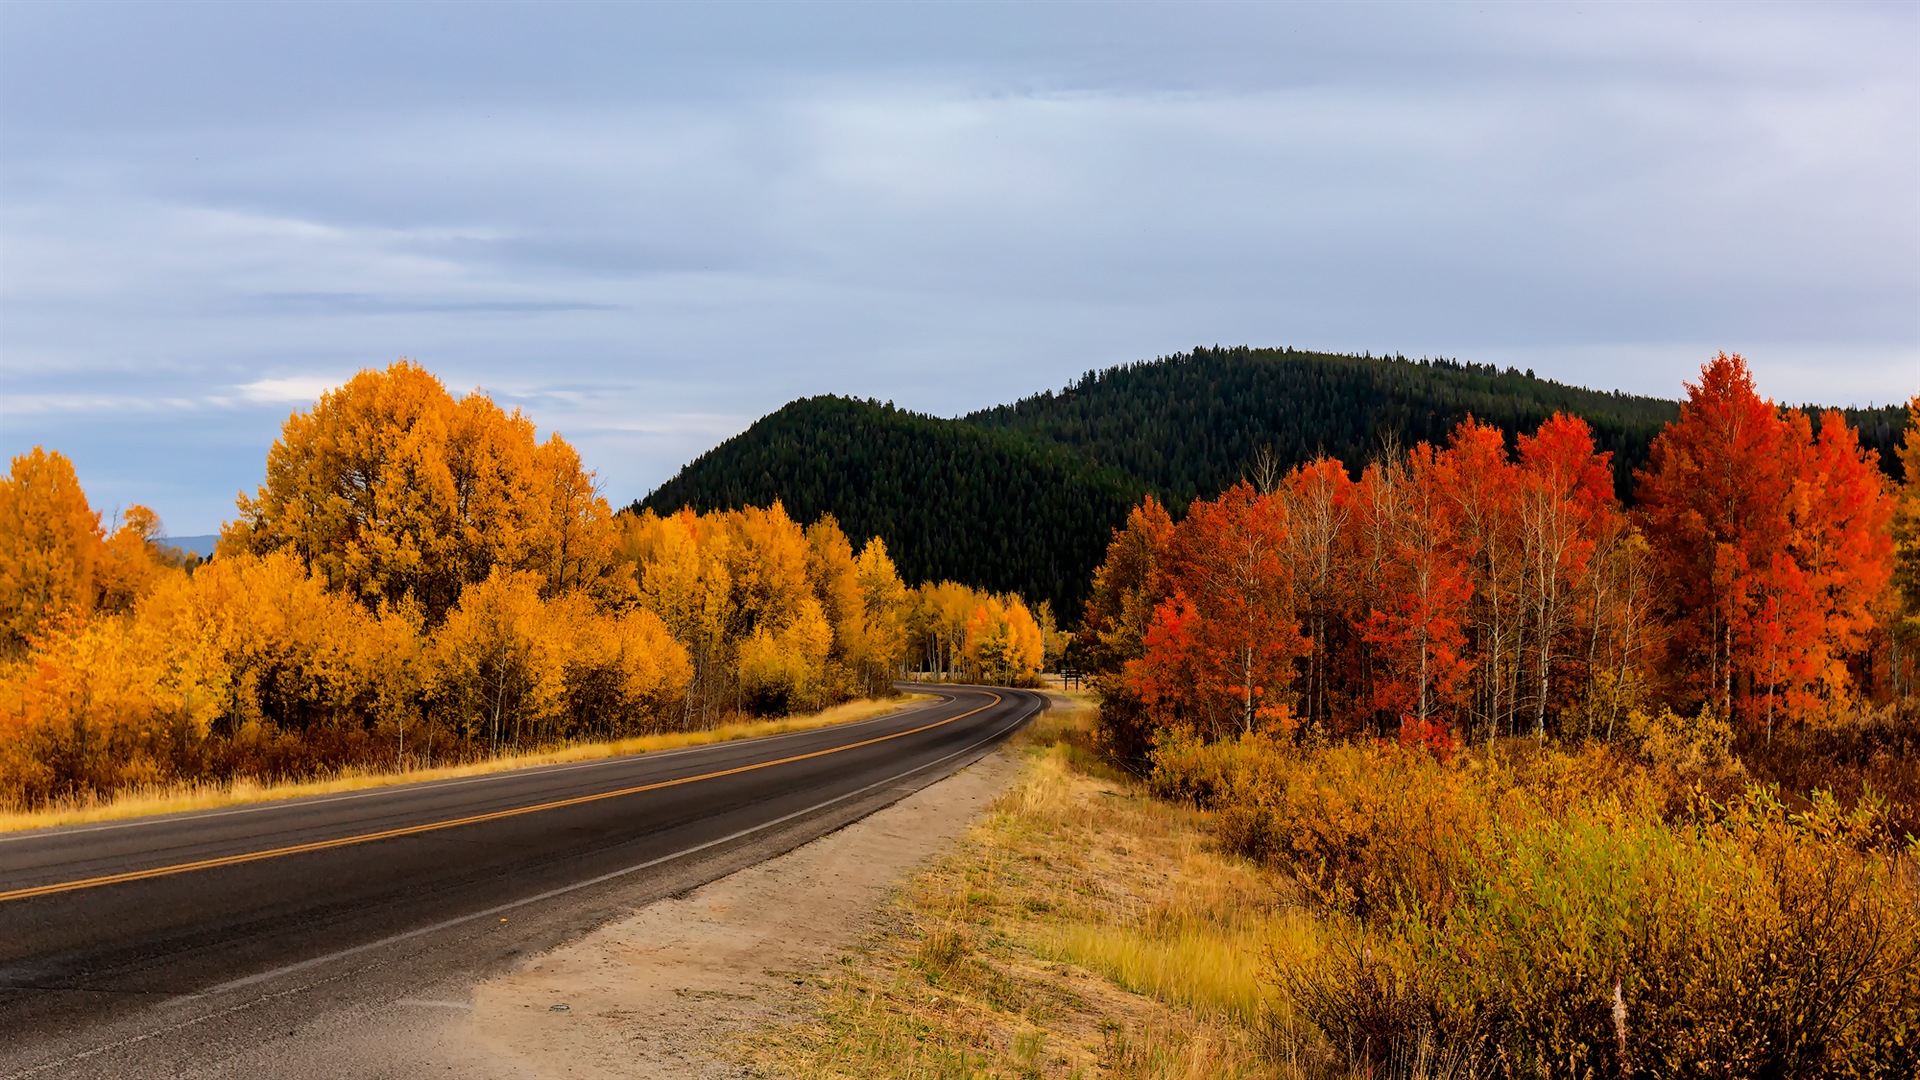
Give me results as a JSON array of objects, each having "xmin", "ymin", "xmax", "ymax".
[
  {"xmin": 963, "ymin": 593, "xmax": 1045, "ymax": 686},
  {"xmin": 225, "ymin": 360, "xmax": 622, "ymax": 620},
  {"xmin": 849, "ymin": 538, "xmax": 909, "ymax": 695},
  {"xmin": 427, "ymin": 568, "xmax": 568, "ymax": 753},
  {"xmin": 0, "ymin": 448, "xmax": 103, "ymax": 652}
]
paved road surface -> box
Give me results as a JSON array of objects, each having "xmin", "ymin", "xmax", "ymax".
[{"xmin": 0, "ymin": 684, "xmax": 1041, "ymax": 1078}]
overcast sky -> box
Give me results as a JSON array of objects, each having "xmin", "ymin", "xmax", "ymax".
[{"xmin": 2, "ymin": 1, "xmax": 1915, "ymax": 535}]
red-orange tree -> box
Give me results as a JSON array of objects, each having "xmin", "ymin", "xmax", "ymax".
[
  {"xmin": 1125, "ymin": 483, "xmax": 1307, "ymax": 739},
  {"xmin": 1355, "ymin": 446, "xmax": 1474, "ymax": 739},
  {"xmin": 1636, "ymin": 354, "xmax": 1892, "ymax": 737}
]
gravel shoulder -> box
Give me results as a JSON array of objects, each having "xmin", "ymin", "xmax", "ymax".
[{"xmin": 446, "ymin": 745, "xmax": 1025, "ymax": 1078}]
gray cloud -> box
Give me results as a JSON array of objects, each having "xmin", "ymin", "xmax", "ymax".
[{"xmin": 1, "ymin": 1, "xmax": 1914, "ymax": 534}]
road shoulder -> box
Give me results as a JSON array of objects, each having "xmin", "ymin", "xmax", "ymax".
[{"xmin": 450, "ymin": 742, "xmax": 1025, "ymax": 1078}]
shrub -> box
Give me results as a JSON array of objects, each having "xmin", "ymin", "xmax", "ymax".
[{"xmin": 1157, "ymin": 738, "xmax": 1920, "ymax": 1077}]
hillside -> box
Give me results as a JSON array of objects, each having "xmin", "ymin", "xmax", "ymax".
[
  {"xmin": 636, "ymin": 348, "xmax": 1911, "ymax": 616},
  {"xmin": 966, "ymin": 346, "xmax": 1682, "ymax": 503},
  {"xmin": 636, "ymin": 396, "xmax": 1143, "ymax": 616}
]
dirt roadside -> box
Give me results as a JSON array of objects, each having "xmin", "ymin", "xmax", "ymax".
[{"xmin": 441, "ymin": 744, "xmax": 1025, "ymax": 1078}]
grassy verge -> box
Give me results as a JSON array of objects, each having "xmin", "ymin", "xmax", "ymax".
[
  {"xmin": 0, "ymin": 695, "xmax": 930, "ymax": 834},
  {"xmin": 740, "ymin": 700, "xmax": 1301, "ymax": 1080}
]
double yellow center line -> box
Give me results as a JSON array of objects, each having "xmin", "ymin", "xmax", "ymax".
[{"xmin": 0, "ymin": 693, "xmax": 999, "ymax": 904}]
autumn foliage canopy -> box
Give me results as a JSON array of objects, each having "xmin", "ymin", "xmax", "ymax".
[
  {"xmin": 0, "ymin": 361, "xmax": 1048, "ymax": 808},
  {"xmin": 1084, "ymin": 354, "xmax": 1914, "ymax": 763}
]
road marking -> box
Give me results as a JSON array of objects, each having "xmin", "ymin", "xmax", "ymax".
[
  {"xmin": 0, "ymin": 692, "xmax": 951, "ymax": 844},
  {"xmin": 0, "ymin": 692, "xmax": 1000, "ymax": 904}
]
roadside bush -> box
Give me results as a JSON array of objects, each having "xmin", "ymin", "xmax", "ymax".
[{"xmin": 1160, "ymin": 738, "xmax": 1920, "ymax": 1077}]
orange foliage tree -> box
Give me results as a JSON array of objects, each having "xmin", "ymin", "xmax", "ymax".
[
  {"xmin": 0, "ymin": 448, "xmax": 103, "ymax": 651},
  {"xmin": 1354, "ymin": 446, "xmax": 1474, "ymax": 741},
  {"xmin": 1125, "ymin": 482, "xmax": 1308, "ymax": 740},
  {"xmin": 1894, "ymin": 395, "xmax": 1920, "ymax": 698},
  {"xmin": 1637, "ymin": 354, "xmax": 1893, "ymax": 738},
  {"xmin": 225, "ymin": 360, "xmax": 623, "ymax": 620}
]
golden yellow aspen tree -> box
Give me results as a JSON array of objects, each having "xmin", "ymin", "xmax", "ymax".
[
  {"xmin": 963, "ymin": 594, "xmax": 1044, "ymax": 686},
  {"xmin": 604, "ymin": 606, "xmax": 692, "ymax": 727},
  {"xmin": 1034, "ymin": 599, "xmax": 1068, "ymax": 673},
  {"xmin": 849, "ymin": 537, "xmax": 908, "ymax": 694},
  {"xmin": 227, "ymin": 361, "xmax": 458, "ymax": 611},
  {"xmin": 724, "ymin": 503, "xmax": 835, "ymax": 711},
  {"xmin": 228, "ymin": 360, "xmax": 614, "ymax": 621},
  {"xmin": 631, "ymin": 508, "xmax": 740, "ymax": 725},
  {"xmin": 726, "ymin": 502, "xmax": 816, "ymax": 632},
  {"xmin": 126, "ymin": 568, "xmax": 239, "ymax": 744},
  {"xmin": 907, "ymin": 580, "xmax": 978, "ymax": 679},
  {"xmin": 0, "ymin": 447, "xmax": 103, "ymax": 651},
  {"xmin": 340, "ymin": 598, "xmax": 428, "ymax": 769},
  {"xmin": 736, "ymin": 593, "xmax": 834, "ymax": 714},
  {"xmin": 804, "ymin": 516, "xmax": 862, "ymax": 642},
  {"xmin": 532, "ymin": 435, "xmax": 623, "ymax": 601},
  {"xmin": 427, "ymin": 568, "xmax": 566, "ymax": 752},
  {"xmin": 95, "ymin": 504, "xmax": 169, "ymax": 615},
  {"xmin": 168, "ymin": 550, "xmax": 385, "ymax": 744},
  {"xmin": 0, "ymin": 611, "xmax": 169, "ymax": 802}
]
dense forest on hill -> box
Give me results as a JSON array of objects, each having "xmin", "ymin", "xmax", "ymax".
[
  {"xmin": 967, "ymin": 346, "xmax": 1678, "ymax": 502},
  {"xmin": 638, "ymin": 348, "xmax": 1912, "ymax": 616},
  {"xmin": 968, "ymin": 346, "xmax": 1910, "ymax": 503},
  {"xmin": 636, "ymin": 396, "xmax": 1143, "ymax": 616}
]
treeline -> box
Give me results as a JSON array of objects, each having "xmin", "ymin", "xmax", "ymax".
[
  {"xmin": 1083, "ymin": 353, "xmax": 1916, "ymax": 765},
  {"xmin": 969, "ymin": 345, "xmax": 1684, "ymax": 503},
  {"xmin": 645, "ymin": 347, "xmax": 1909, "ymax": 617},
  {"xmin": 972, "ymin": 345, "xmax": 1910, "ymax": 501},
  {"xmin": 636, "ymin": 395, "xmax": 1142, "ymax": 617},
  {"xmin": 0, "ymin": 362, "xmax": 1050, "ymax": 808}
]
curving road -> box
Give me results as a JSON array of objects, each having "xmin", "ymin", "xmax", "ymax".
[{"xmin": 0, "ymin": 684, "xmax": 1042, "ymax": 1079}]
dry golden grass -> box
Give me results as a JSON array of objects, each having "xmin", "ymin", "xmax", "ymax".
[
  {"xmin": 740, "ymin": 701, "xmax": 1307, "ymax": 1080},
  {"xmin": 0, "ymin": 695, "xmax": 931, "ymax": 834}
]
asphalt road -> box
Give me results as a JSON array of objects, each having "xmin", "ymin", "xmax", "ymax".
[{"xmin": 0, "ymin": 684, "xmax": 1042, "ymax": 1079}]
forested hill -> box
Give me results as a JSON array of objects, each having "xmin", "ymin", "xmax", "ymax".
[
  {"xmin": 965, "ymin": 346, "xmax": 1682, "ymax": 504},
  {"xmin": 968, "ymin": 347, "xmax": 1909, "ymax": 504},
  {"xmin": 635, "ymin": 396, "xmax": 1144, "ymax": 616},
  {"xmin": 636, "ymin": 348, "xmax": 1911, "ymax": 617}
]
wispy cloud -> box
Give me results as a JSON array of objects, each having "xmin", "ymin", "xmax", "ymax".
[{"xmin": 237, "ymin": 376, "xmax": 345, "ymax": 405}]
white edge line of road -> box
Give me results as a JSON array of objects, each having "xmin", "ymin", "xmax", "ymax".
[
  {"xmin": 7, "ymin": 689, "xmax": 1038, "ymax": 1080},
  {"xmin": 0, "ymin": 690, "xmax": 958, "ymax": 845}
]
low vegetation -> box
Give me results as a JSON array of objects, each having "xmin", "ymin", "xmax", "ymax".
[
  {"xmin": 1154, "ymin": 729, "xmax": 1919, "ymax": 1077},
  {"xmin": 752, "ymin": 703, "xmax": 1920, "ymax": 1079}
]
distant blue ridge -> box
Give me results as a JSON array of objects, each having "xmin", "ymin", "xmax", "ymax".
[{"xmin": 157, "ymin": 534, "xmax": 218, "ymax": 558}]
